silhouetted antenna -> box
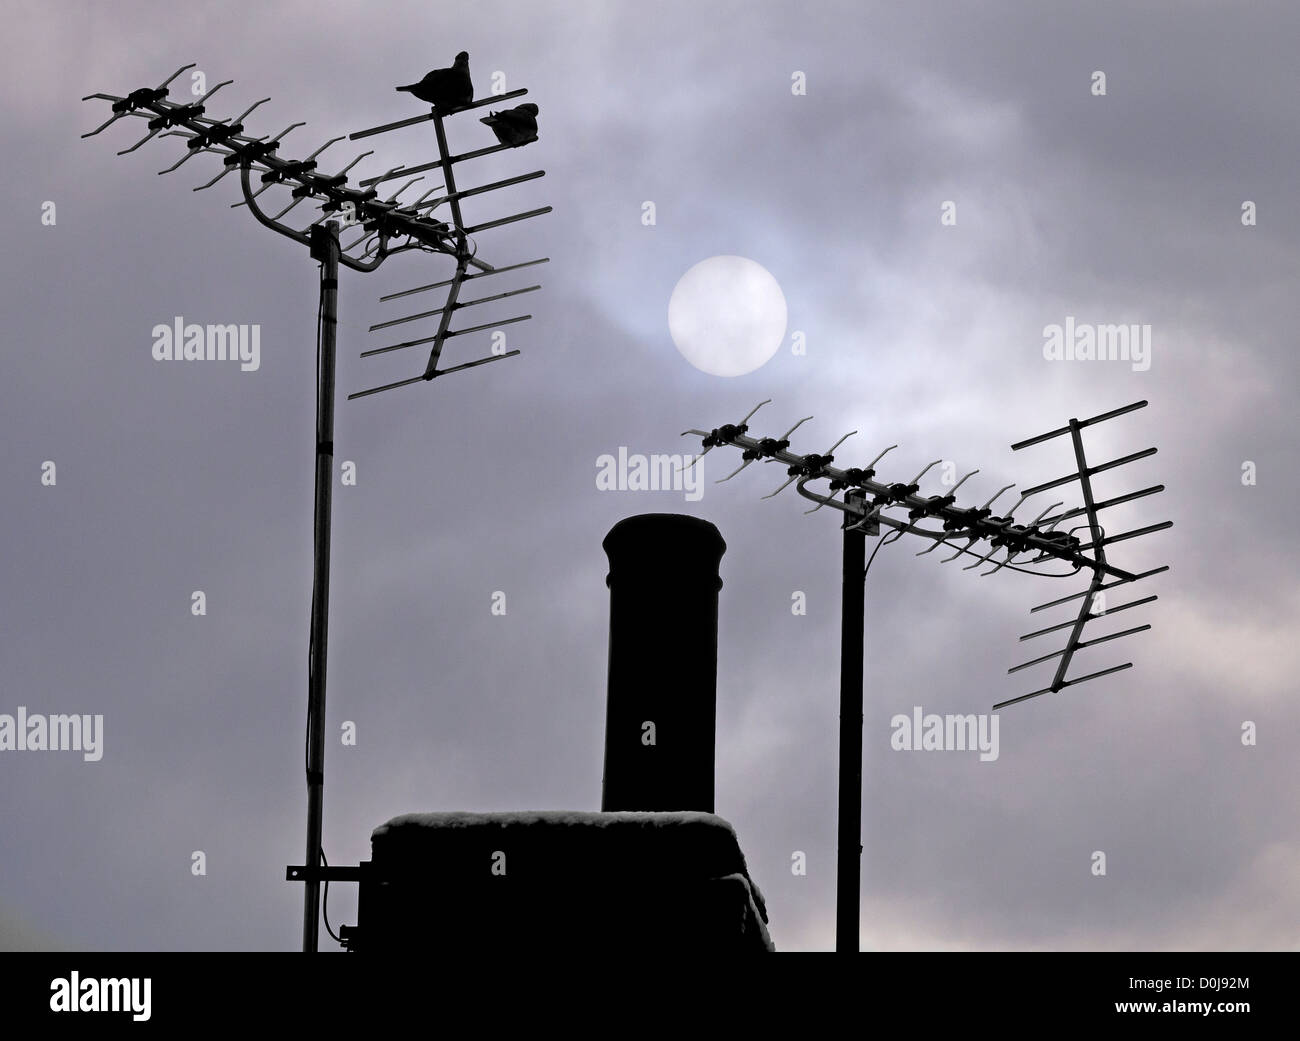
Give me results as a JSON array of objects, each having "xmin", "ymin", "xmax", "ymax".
[
  {"xmin": 346, "ymin": 89, "xmax": 550, "ymax": 397},
  {"xmin": 683, "ymin": 398, "xmax": 1170, "ymax": 705},
  {"xmin": 83, "ymin": 56, "xmax": 551, "ymax": 953},
  {"xmin": 681, "ymin": 398, "xmax": 1170, "ymax": 952},
  {"xmin": 994, "ymin": 400, "xmax": 1171, "ymax": 708}
]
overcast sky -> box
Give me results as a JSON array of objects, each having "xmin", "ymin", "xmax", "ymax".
[{"xmin": 2, "ymin": 0, "xmax": 1297, "ymax": 952}]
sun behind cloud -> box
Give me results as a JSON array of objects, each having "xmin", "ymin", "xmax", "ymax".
[{"xmin": 668, "ymin": 255, "xmax": 788, "ymax": 377}]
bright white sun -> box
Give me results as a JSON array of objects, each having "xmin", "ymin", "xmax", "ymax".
[{"xmin": 668, "ymin": 255, "xmax": 788, "ymax": 377}]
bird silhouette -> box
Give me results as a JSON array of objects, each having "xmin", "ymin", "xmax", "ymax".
[
  {"xmin": 480, "ymin": 103, "xmax": 539, "ymax": 147},
  {"xmin": 396, "ymin": 52, "xmax": 473, "ymax": 111}
]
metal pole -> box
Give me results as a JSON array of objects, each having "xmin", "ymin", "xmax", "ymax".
[
  {"xmin": 836, "ymin": 490, "xmax": 867, "ymax": 952},
  {"xmin": 302, "ymin": 220, "xmax": 340, "ymax": 952}
]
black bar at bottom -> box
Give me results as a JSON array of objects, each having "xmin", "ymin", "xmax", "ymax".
[{"xmin": 0, "ymin": 952, "xmax": 1277, "ymax": 1024}]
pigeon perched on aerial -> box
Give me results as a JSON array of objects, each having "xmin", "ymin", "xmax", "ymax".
[
  {"xmin": 396, "ymin": 52, "xmax": 473, "ymax": 111},
  {"xmin": 480, "ymin": 103, "xmax": 539, "ymax": 147}
]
